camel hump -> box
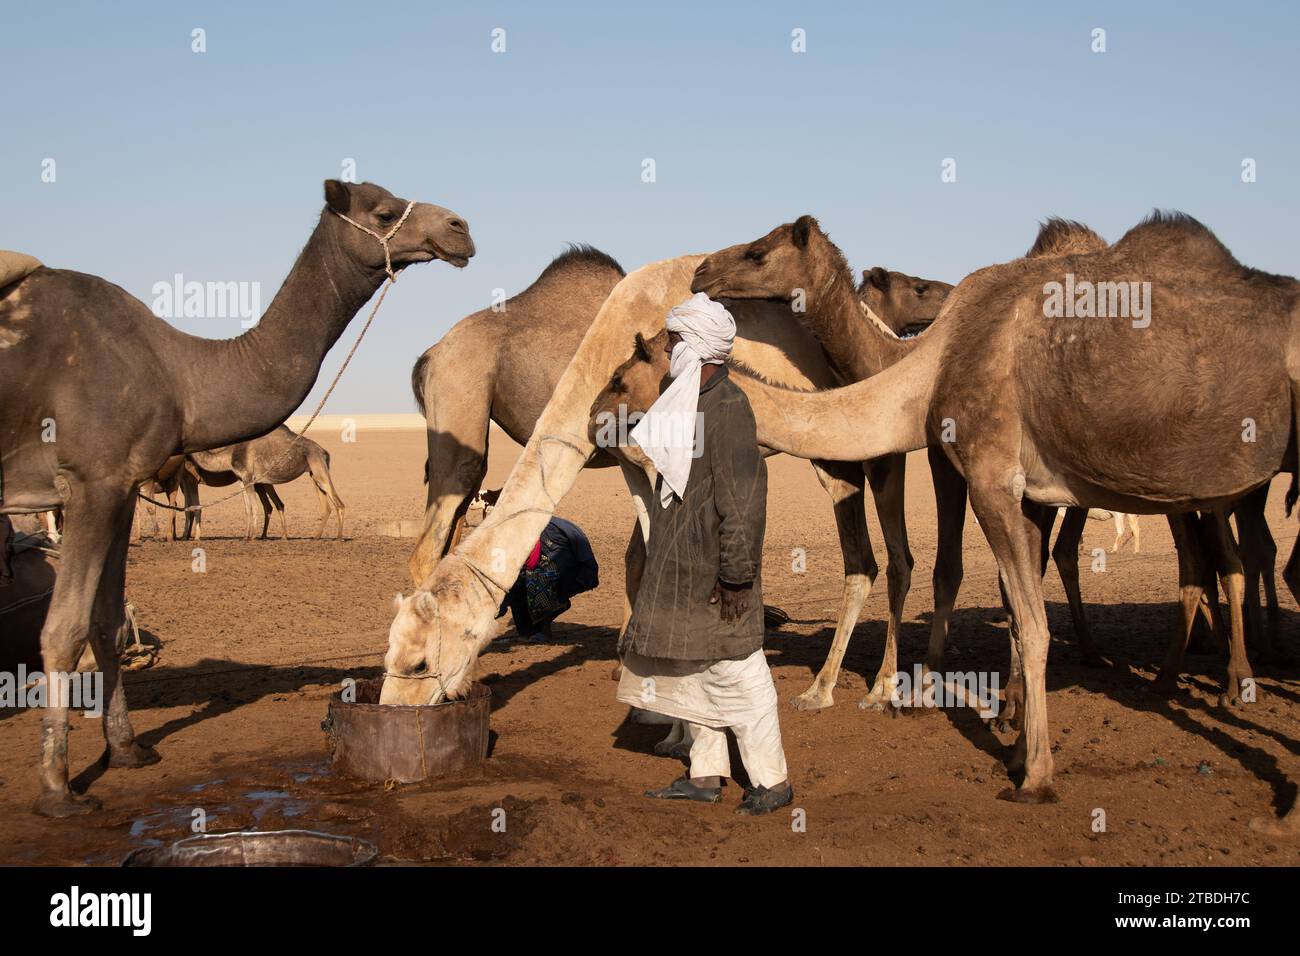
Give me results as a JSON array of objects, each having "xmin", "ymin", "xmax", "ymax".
[
  {"xmin": 0, "ymin": 251, "xmax": 42, "ymax": 288},
  {"xmin": 1024, "ymin": 218, "xmax": 1106, "ymax": 259},
  {"xmin": 1115, "ymin": 210, "xmax": 1238, "ymax": 272}
]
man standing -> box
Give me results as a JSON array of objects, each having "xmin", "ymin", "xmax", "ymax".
[{"xmin": 616, "ymin": 293, "xmax": 792, "ymax": 816}]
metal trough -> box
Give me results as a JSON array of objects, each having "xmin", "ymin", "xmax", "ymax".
[
  {"xmin": 323, "ymin": 677, "xmax": 490, "ymax": 783},
  {"xmin": 122, "ymin": 830, "xmax": 378, "ymax": 867}
]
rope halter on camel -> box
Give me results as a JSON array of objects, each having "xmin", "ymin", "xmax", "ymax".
[{"xmin": 329, "ymin": 199, "xmax": 417, "ymax": 281}]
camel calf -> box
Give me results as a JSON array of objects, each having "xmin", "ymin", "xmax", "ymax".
[{"xmin": 188, "ymin": 425, "xmax": 345, "ymax": 540}]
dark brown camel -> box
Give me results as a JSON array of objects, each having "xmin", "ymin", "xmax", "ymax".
[{"xmin": 0, "ymin": 180, "xmax": 473, "ymax": 816}]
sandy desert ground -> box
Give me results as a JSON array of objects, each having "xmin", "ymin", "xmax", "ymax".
[{"xmin": 2, "ymin": 421, "xmax": 1298, "ymax": 866}]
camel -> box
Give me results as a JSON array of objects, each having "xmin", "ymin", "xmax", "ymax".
[
  {"xmin": 188, "ymin": 425, "xmax": 345, "ymax": 540},
  {"xmin": 699, "ymin": 216, "xmax": 1295, "ymax": 713},
  {"xmin": 677, "ymin": 211, "xmax": 1299, "ymax": 803},
  {"xmin": 407, "ymin": 245, "xmax": 627, "ymax": 585},
  {"xmin": 0, "ymin": 180, "xmax": 473, "ymax": 816},
  {"xmin": 859, "ymin": 267, "xmax": 954, "ymax": 336}
]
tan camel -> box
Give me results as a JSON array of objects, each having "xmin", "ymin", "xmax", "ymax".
[
  {"xmin": 188, "ymin": 425, "xmax": 345, "ymax": 540},
  {"xmin": 408, "ymin": 246, "xmax": 627, "ymax": 585},
  {"xmin": 0, "ymin": 181, "xmax": 473, "ymax": 816}
]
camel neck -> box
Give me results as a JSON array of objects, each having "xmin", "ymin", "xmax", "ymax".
[
  {"xmin": 176, "ymin": 214, "xmax": 384, "ymax": 451},
  {"xmin": 807, "ymin": 256, "xmax": 913, "ymax": 380}
]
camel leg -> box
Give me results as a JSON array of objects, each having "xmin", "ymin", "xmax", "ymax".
[
  {"xmin": 265, "ymin": 486, "xmax": 287, "ymax": 540},
  {"xmin": 861, "ymin": 454, "xmax": 914, "ymax": 709},
  {"xmin": 242, "ymin": 483, "xmax": 258, "ymax": 541},
  {"xmin": 925, "ymin": 447, "xmax": 967, "ymax": 672},
  {"xmin": 307, "ymin": 449, "xmax": 345, "ymax": 539},
  {"xmin": 967, "ymin": 479, "xmax": 1057, "ymax": 803},
  {"xmin": 994, "ymin": 502, "xmax": 1058, "ymax": 733},
  {"xmin": 1233, "ymin": 485, "xmax": 1282, "ymax": 661},
  {"xmin": 1153, "ymin": 513, "xmax": 1212, "ymax": 694},
  {"xmin": 408, "ymin": 403, "xmax": 490, "ymax": 585},
  {"xmin": 1201, "ymin": 509, "xmax": 1254, "ymax": 707},
  {"xmin": 89, "ymin": 492, "xmax": 159, "ymax": 771},
  {"xmin": 791, "ymin": 459, "xmax": 875, "ymax": 711},
  {"xmin": 254, "ymin": 484, "xmax": 275, "ymax": 539},
  {"xmin": 34, "ymin": 481, "xmax": 129, "ymax": 816},
  {"xmin": 1052, "ymin": 506, "xmax": 1106, "ymax": 667}
]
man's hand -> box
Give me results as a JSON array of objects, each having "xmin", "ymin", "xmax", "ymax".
[{"xmin": 711, "ymin": 579, "xmax": 752, "ymax": 624}]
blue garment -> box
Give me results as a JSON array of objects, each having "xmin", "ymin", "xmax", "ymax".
[{"xmin": 497, "ymin": 517, "xmax": 599, "ymax": 638}]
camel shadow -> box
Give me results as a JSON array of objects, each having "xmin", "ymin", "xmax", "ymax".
[{"xmin": 767, "ymin": 598, "xmax": 1300, "ymax": 799}]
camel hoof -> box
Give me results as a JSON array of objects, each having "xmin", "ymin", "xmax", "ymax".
[
  {"xmin": 992, "ymin": 717, "xmax": 1021, "ymax": 735},
  {"xmin": 34, "ymin": 790, "xmax": 102, "ymax": 818},
  {"xmin": 1217, "ymin": 693, "xmax": 1243, "ymax": 710},
  {"xmin": 108, "ymin": 743, "xmax": 161, "ymax": 769},
  {"xmin": 791, "ymin": 689, "xmax": 834, "ymax": 711},
  {"xmin": 996, "ymin": 785, "xmax": 1059, "ymax": 805},
  {"xmin": 857, "ymin": 695, "xmax": 888, "ymax": 712}
]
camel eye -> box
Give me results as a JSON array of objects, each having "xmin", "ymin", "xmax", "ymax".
[
  {"xmin": 745, "ymin": 249, "xmax": 765, "ymax": 264},
  {"xmin": 412, "ymin": 659, "xmax": 428, "ymax": 674},
  {"xmin": 376, "ymin": 210, "xmax": 397, "ymax": 224}
]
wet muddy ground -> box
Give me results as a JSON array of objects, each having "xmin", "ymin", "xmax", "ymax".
[{"xmin": 2, "ymin": 428, "xmax": 1298, "ymax": 866}]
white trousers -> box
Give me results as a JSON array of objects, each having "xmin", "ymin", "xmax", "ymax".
[{"xmin": 617, "ymin": 648, "xmax": 789, "ymax": 788}]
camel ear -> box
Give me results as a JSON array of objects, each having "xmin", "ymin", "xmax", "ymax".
[
  {"xmin": 634, "ymin": 332, "xmax": 652, "ymax": 362},
  {"xmin": 324, "ymin": 180, "xmax": 352, "ymax": 215},
  {"xmin": 392, "ymin": 592, "xmax": 404, "ymax": 612},
  {"xmin": 791, "ymin": 215, "xmax": 816, "ymax": 249},
  {"xmin": 865, "ymin": 267, "xmax": 890, "ymax": 290}
]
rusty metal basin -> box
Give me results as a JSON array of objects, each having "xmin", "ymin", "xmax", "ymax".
[
  {"xmin": 323, "ymin": 677, "xmax": 490, "ymax": 783},
  {"xmin": 122, "ymin": 830, "xmax": 378, "ymax": 867}
]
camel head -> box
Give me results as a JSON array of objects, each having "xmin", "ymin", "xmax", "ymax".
[
  {"xmin": 589, "ymin": 329, "xmax": 670, "ymax": 469},
  {"xmin": 323, "ymin": 180, "xmax": 475, "ymax": 274},
  {"xmin": 858, "ymin": 267, "xmax": 954, "ymax": 334},
  {"xmin": 380, "ymin": 559, "xmax": 493, "ymax": 706},
  {"xmin": 690, "ymin": 215, "xmax": 832, "ymax": 304}
]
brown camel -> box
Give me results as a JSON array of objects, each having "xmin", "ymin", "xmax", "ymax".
[
  {"xmin": 0, "ymin": 180, "xmax": 473, "ymax": 816},
  {"xmin": 188, "ymin": 425, "xmax": 345, "ymax": 540},
  {"xmin": 859, "ymin": 267, "xmax": 954, "ymax": 336},
  {"xmin": 678, "ymin": 211, "xmax": 1299, "ymax": 803},
  {"xmin": 693, "ymin": 216, "xmax": 1288, "ymax": 720}
]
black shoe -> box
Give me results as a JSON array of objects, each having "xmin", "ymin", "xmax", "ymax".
[
  {"xmin": 735, "ymin": 783, "xmax": 793, "ymax": 816},
  {"xmin": 644, "ymin": 776, "xmax": 722, "ymax": 803}
]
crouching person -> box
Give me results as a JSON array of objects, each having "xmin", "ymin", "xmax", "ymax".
[{"xmin": 615, "ymin": 293, "xmax": 792, "ymax": 816}]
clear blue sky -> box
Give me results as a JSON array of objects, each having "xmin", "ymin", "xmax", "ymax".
[{"xmin": 4, "ymin": 1, "xmax": 1297, "ymax": 412}]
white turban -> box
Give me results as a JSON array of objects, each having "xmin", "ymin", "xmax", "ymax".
[{"xmin": 630, "ymin": 293, "xmax": 736, "ymax": 507}]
